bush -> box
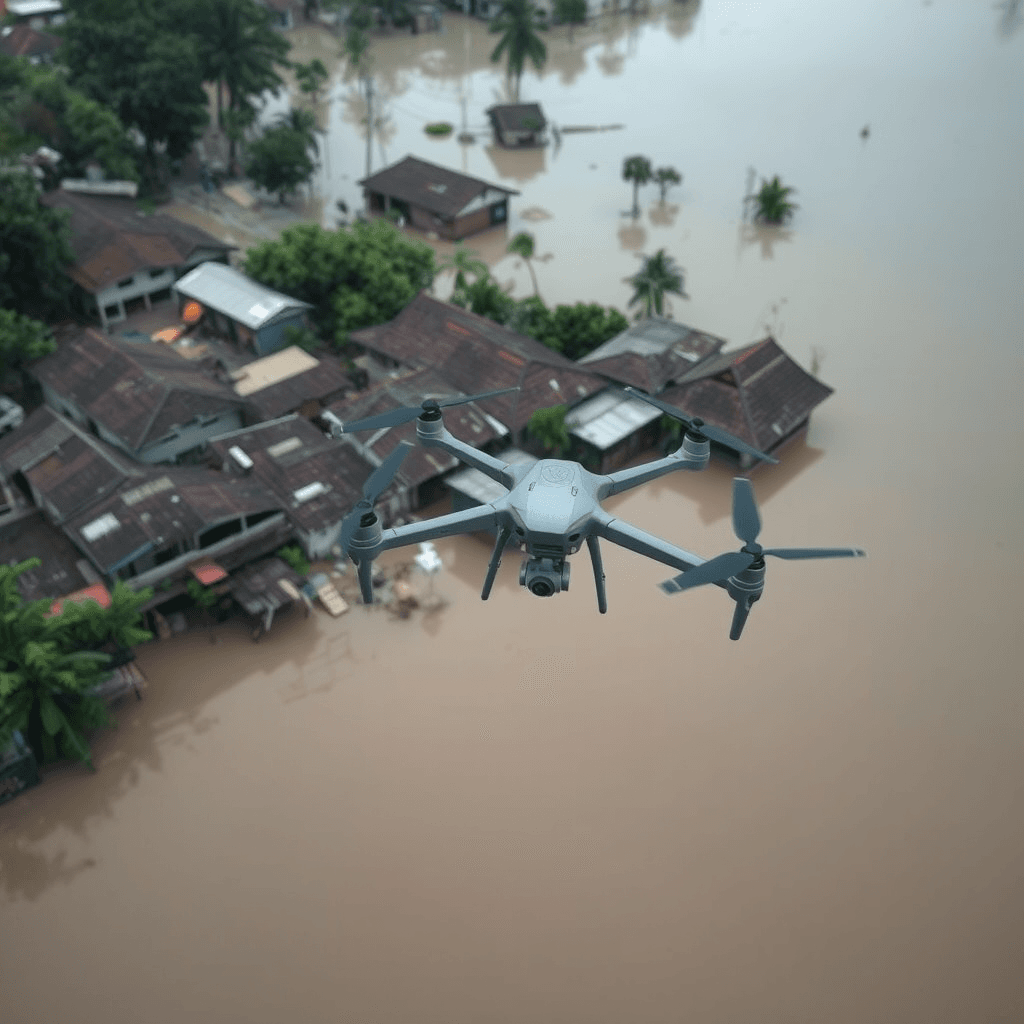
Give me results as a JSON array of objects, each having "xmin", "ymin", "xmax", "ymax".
[
  {"xmin": 425, "ymin": 122, "xmax": 454, "ymax": 136},
  {"xmin": 276, "ymin": 545, "xmax": 311, "ymax": 576}
]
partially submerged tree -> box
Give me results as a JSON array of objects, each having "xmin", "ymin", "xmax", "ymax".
[
  {"xmin": 654, "ymin": 165, "xmax": 682, "ymax": 203},
  {"xmin": 294, "ymin": 58, "xmax": 329, "ymax": 104},
  {"xmin": 507, "ymin": 231, "xmax": 541, "ymax": 299},
  {"xmin": 745, "ymin": 175, "xmax": 798, "ymax": 224},
  {"xmin": 553, "ymin": 0, "xmax": 587, "ymax": 42},
  {"xmin": 627, "ymin": 249, "xmax": 686, "ymax": 319},
  {"xmin": 622, "ymin": 154, "xmax": 652, "ymax": 217},
  {"xmin": 489, "ymin": 0, "xmax": 548, "ymax": 104},
  {"xmin": 436, "ymin": 242, "xmax": 489, "ymax": 293}
]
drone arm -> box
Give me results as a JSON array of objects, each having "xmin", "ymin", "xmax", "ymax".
[
  {"xmin": 594, "ymin": 513, "xmax": 724, "ymax": 588},
  {"xmin": 598, "ymin": 437, "xmax": 709, "ymax": 499},
  {"xmin": 378, "ymin": 504, "xmax": 501, "ymax": 552},
  {"xmin": 417, "ymin": 424, "xmax": 519, "ymax": 490}
]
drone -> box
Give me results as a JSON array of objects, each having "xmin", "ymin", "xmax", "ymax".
[{"xmin": 325, "ymin": 386, "xmax": 865, "ymax": 640}]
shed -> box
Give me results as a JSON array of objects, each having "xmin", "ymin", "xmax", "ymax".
[
  {"xmin": 358, "ymin": 155, "xmax": 519, "ymax": 240},
  {"xmin": 564, "ymin": 388, "xmax": 663, "ymax": 472},
  {"xmin": 174, "ymin": 262, "xmax": 313, "ymax": 357},
  {"xmin": 228, "ymin": 556, "xmax": 305, "ymax": 639},
  {"xmin": 486, "ymin": 103, "xmax": 547, "ymax": 147}
]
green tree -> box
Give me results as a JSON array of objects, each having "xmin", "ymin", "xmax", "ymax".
[
  {"xmin": 0, "ymin": 560, "xmax": 153, "ymax": 769},
  {"xmin": 553, "ymin": 0, "xmax": 587, "ymax": 42},
  {"xmin": 450, "ymin": 275, "xmax": 516, "ymax": 324},
  {"xmin": 745, "ymin": 174, "xmax": 798, "ymax": 224},
  {"xmin": 622, "ymin": 154, "xmax": 652, "ymax": 217},
  {"xmin": 654, "ymin": 165, "xmax": 681, "ymax": 203},
  {"xmin": 627, "ymin": 249, "xmax": 686, "ymax": 319},
  {"xmin": 246, "ymin": 121, "xmax": 317, "ymax": 203},
  {"xmin": 489, "ymin": 0, "xmax": 548, "ymax": 104},
  {"xmin": 276, "ymin": 544, "xmax": 311, "ymax": 576},
  {"xmin": 0, "ymin": 173, "xmax": 74, "ymax": 318},
  {"xmin": 294, "ymin": 58, "xmax": 329, "ymax": 103},
  {"xmin": 537, "ymin": 302, "xmax": 628, "ymax": 360},
  {"xmin": 507, "ymin": 230, "xmax": 541, "ymax": 298},
  {"xmin": 436, "ymin": 242, "xmax": 488, "ymax": 293},
  {"xmin": 0, "ymin": 309, "xmax": 56, "ymax": 380},
  {"xmin": 506, "ymin": 295, "xmax": 552, "ymax": 339},
  {"xmin": 527, "ymin": 404, "xmax": 570, "ymax": 455},
  {"xmin": 244, "ymin": 220, "xmax": 435, "ymax": 346}
]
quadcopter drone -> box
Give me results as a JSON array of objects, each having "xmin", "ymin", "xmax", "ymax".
[{"xmin": 325, "ymin": 387, "xmax": 865, "ymax": 640}]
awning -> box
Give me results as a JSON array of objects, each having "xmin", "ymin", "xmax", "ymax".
[
  {"xmin": 48, "ymin": 582, "xmax": 112, "ymax": 617},
  {"xmin": 189, "ymin": 561, "xmax": 228, "ymax": 585}
]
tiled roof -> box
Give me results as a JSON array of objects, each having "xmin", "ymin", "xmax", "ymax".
[
  {"xmin": 39, "ymin": 189, "xmax": 234, "ymax": 292},
  {"xmin": 0, "ymin": 23, "xmax": 60, "ymax": 58},
  {"xmin": 358, "ymin": 155, "xmax": 518, "ymax": 219},
  {"xmin": 0, "ymin": 509, "xmax": 89, "ymax": 602},
  {"xmin": 324, "ymin": 367, "xmax": 507, "ymax": 490},
  {"xmin": 578, "ymin": 316, "xmax": 725, "ymax": 393},
  {"xmin": 659, "ymin": 337, "xmax": 834, "ymax": 454},
  {"xmin": 350, "ymin": 293, "xmax": 607, "ymax": 432},
  {"xmin": 207, "ymin": 415, "xmax": 372, "ymax": 536},
  {"xmin": 235, "ymin": 351, "xmax": 350, "ymax": 421},
  {"xmin": 31, "ymin": 327, "xmax": 247, "ymax": 452}
]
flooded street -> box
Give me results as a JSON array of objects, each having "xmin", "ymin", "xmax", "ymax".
[{"xmin": 2, "ymin": 2, "xmax": 1022, "ymax": 1022}]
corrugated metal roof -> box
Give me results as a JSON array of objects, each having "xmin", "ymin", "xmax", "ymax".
[
  {"xmin": 174, "ymin": 262, "xmax": 312, "ymax": 330},
  {"xmin": 565, "ymin": 391, "xmax": 662, "ymax": 450}
]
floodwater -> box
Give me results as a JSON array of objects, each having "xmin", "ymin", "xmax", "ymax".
[{"xmin": 2, "ymin": 3, "xmax": 1022, "ymax": 1022}]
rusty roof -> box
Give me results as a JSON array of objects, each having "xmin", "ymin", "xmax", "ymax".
[
  {"xmin": 0, "ymin": 509, "xmax": 89, "ymax": 602},
  {"xmin": 324, "ymin": 367, "xmax": 507, "ymax": 490},
  {"xmin": 358, "ymin": 155, "xmax": 519, "ymax": 219},
  {"xmin": 349, "ymin": 294, "xmax": 607, "ymax": 432},
  {"xmin": 578, "ymin": 317, "xmax": 726, "ymax": 393},
  {"xmin": 659, "ymin": 337, "xmax": 834, "ymax": 454},
  {"xmin": 238, "ymin": 353, "xmax": 351, "ymax": 421},
  {"xmin": 0, "ymin": 23, "xmax": 60, "ymax": 58},
  {"xmin": 486, "ymin": 103, "xmax": 547, "ymax": 134},
  {"xmin": 31, "ymin": 327, "xmax": 247, "ymax": 452},
  {"xmin": 65, "ymin": 464, "xmax": 282, "ymax": 575},
  {"xmin": 208, "ymin": 415, "xmax": 372, "ymax": 536},
  {"xmin": 39, "ymin": 189, "xmax": 234, "ymax": 292}
]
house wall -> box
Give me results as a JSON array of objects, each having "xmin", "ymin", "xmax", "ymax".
[
  {"xmin": 253, "ymin": 313, "xmax": 307, "ymax": 356},
  {"xmin": 451, "ymin": 204, "xmax": 497, "ymax": 239},
  {"xmin": 94, "ymin": 268, "xmax": 177, "ymax": 330}
]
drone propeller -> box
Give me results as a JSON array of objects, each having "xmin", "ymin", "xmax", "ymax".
[
  {"xmin": 623, "ymin": 387, "xmax": 778, "ymax": 465},
  {"xmin": 339, "ymin": 440, "xmax": 413, "ymax": 557},
  {"xmin": 336, "ymin": 387, "xmax": 521, "ymax": 434},
  {"xmin": 662, "ymin": 477, "xmax": 865, "ymax": 595}
]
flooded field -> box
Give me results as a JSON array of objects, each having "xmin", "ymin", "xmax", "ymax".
[{"xmin": 2, "ymin": 2, "xmax": 1022, "ymax": 1022}]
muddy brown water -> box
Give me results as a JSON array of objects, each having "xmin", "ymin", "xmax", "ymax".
[{"xmin": 2, "ymin": 3, "xmax": 1022, "ymax": 1022}]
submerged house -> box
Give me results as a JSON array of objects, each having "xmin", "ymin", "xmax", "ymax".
[
  {"xmin": 173, "ymin": 262, "xmax": 313, "ymax": 357},
  {"xmin": 40, "ymin": 188, "xmax": 234, "ymax": 330},
  {"xmin": 486, "ymin": 104, "xmax": 547, "ymax": 147},
  {"xmin": 659, "ymin": 336, "xmax": 834, "ymax": 467},
  {"xmin": 358, "ymin": 155, "xmax": 519, "ymax": 240}
]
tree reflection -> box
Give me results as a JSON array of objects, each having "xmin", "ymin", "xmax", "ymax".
[{"xmin": 737, "ymin": 221, "xmax": 794, "ymax": 260}]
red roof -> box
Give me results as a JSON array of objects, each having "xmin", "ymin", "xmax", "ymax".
[{"xmin": 49, "ymin": 582, "xmax": 112, "ymax": 617}]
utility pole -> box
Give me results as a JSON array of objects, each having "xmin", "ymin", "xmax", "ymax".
[{"xmin": 365, "ymin": 76, "xmax": 373, "ymax": 184}]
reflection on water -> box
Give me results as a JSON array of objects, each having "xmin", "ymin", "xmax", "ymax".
[{"xmin": 3, "ymin": 2, "xmax": 1023, "ymax": 1022}]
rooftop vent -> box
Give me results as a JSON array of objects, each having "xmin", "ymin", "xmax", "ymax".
[
  {"xmin": 229, "ymin": 445, "xmax": 254, "ymax": 470},
  {"xmin": 81, "ymin": 513, "xmax": 120, "ymax": 542},
  {"xmin": 293, "ymin": 481, "xmax": 328, "ymax": 504}
]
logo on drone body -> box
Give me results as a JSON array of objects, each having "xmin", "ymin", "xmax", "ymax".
[{"xmin": 540, "ymin": 464, "xmax": 572, "ymax": 485}]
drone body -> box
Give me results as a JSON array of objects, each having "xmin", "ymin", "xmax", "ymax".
[{"xmin": 330, "ymin": 388, "xmax": 865, "ymax": 640}]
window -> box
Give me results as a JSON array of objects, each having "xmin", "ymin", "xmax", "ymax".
[
  {"xmin": 117, "ymin": 276, "xmax": 134, "ymax": 288},
  {"xmin": 149, "ymin": 269, "xmax": 166, "ymax": 279}
]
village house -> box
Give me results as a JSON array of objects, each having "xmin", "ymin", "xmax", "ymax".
[
  {"xmin": 658, "ymin": 336, "xmax": 835, "ymax": 468},
  {"xmin": 324, "ymin": 367, "xmax": 509, "ymax": 512},
  {"xmin": 0, "ymin": 22, "xmax": 60, "ymax": 63},
  {"xmin": 348, "ymin": 293, "xmax": 607, "ymax": 442},
  {"xmin": 227, "ymin": 346, "xmax": 351, "ymax": 422},
  {"xmin": 0, "ymin": 406, "xmax": 294, "ymax": 612},
  {"xmin": 2, "ymin": 0, "xmax": 65, "ymax": 29},
  {"xmin": 31, "ymin": 327, "xmax": 249, "ymax": 465},
  {"xmin": 173, "ymin": 261, "xmax": 314, "ymax": 358},
  {"xmin": 40, "ymin": 188, "xmax": 235, "ymax": 331},
  {"xmin": 359, "ymin": 155, "xmax": 519, "ymax": 240},
  {"xmin": 207, "ymin": 414, "xmax": 375, "ymax": 561},
  {"xmin": 486, "ymin": 104, "xmax": 547, "ymax": 148}
]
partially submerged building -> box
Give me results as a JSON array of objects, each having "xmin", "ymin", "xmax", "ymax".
[
  {"xmin": 358, "ymin": 155, "xmax": 519, "ymax": 240},
  {"xmin": 486, "ymin": 103, "xmax": 547, "ymax": 147},
  {"xmin": 173, "ymin": 262, "xmax": 314, "ymax": 357}
]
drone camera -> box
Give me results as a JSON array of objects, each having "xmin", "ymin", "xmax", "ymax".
[{"xmin": 519, "ymin": 556, "xmax": 570, "ymax": 597}]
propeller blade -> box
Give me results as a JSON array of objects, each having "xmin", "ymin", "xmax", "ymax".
[
  {"xmin": 336, "ymin": 388, "xmax": 520, "ymax": 433},
  {"xmin": 729, "ymin": 598, "xmax": 753, "ymax": 641},
  {"xmin": 362, "ymin": 441, "xmax": 413, "ymax": 504},
  {"xmin": 763, "ymin": 547, "xmax": 867, "ymax": 560},
  {"xmin": 660, "ymin": 551, "xmax": 755, "ymax": 593},
  {"xmin": 624, "ymin": 388, "xmax": 777, "ymax": 464},
  {"xmin": 732, "ymin": 477, "xmax": 762, "ymax": 545}
]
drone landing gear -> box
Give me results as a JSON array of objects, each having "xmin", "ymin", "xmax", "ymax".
[
  {"xmin": 480, "ymin": 525, "xmax": 512, "ymax": 601},
  {"xmin": 586, "ymin": 535, "xmax": 608, "ymax": 614}
]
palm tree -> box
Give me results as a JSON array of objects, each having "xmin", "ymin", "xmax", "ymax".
[
  {"xmin": 745, "ymin": 175, "xmax": 799, "ymax": 224},
  {"xmin": 622, "ymin": 154, "xmax": 652, "ymax": 217},
  {"xmin": 436, "ymin": 242, "xmax": 489, "ymax": 293},
  {"xmin": 654, "ymin": 165, "xmax": 682, "ymax": 203},
  {"xmin": 627, "ymin": 249, "xmax": 686, "ymax": 319},
  {"xmin": 507, "ymin": 231, "xmax": 541, "ymax": 299},
  {"xmin": 489, "ymin": 0, "xmax": 548, "ymax": 104},
  {"xmin": 278, "ymin": 107, "xmax": 321, "ymax": 158}
]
